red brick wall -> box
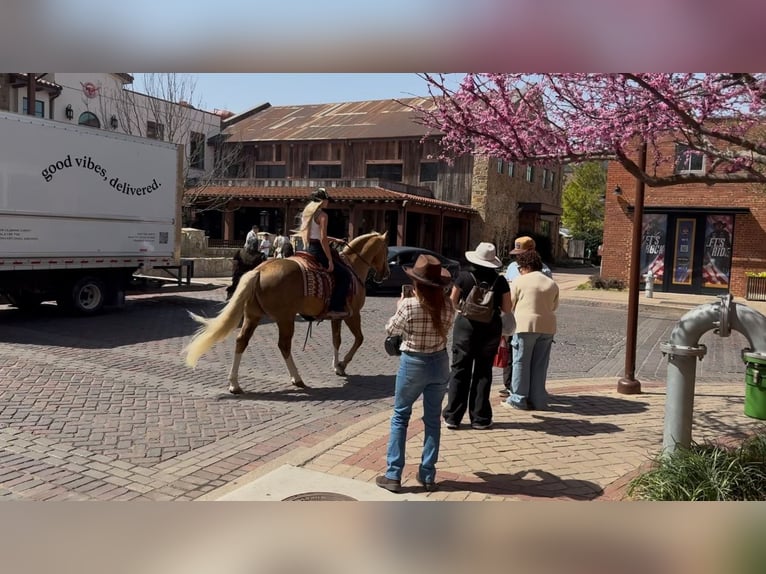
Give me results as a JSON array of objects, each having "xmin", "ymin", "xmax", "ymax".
[{"xmin": 602, "ymin": 144, "xmax": 766, "ymax": 298}]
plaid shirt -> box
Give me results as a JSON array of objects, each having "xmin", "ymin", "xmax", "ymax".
[{"xmin": 385, "ymin": 296, "xmax": 455, "ymax": 354}]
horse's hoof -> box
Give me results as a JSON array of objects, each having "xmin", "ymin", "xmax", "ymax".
[
  {"xmin": 292, "ymin": 380, "xmax": 307, "ymax": 388},
  {"xmin": 335, "ymin": 364, "xmax": 347, "ymax": 377},
  {"xmin": 229, "ymin": 386, "xmax": 243, "ymax": 394}
]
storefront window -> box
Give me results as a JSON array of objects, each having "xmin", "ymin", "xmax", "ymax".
[{"xmin": 702, "ymin": 215, "xmax": 733, "ymax": 288}]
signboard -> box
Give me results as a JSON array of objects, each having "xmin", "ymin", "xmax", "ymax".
[
  {"xmin": 672, "ymin": 218, "xmax": 696, "ymax": 285},
  {"xmin": 640, "ymin": 214, "xmax": 667, "ymax": 280},
  {"xmin": 702, "ymin": 215, "xmax": 733, "ymax": 288}
]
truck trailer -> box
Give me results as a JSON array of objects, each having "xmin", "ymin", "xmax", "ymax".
[{"xmin": 0, "ymin": 111, "xmax": 183, "ymax": 314}]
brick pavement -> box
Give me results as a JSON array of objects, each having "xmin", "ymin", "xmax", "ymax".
[
  {"xmin": 208, "ymin": 377, "xmax": 762, "ymax": 501},
  {"xmin": 1, "ymin": 271, "xmax": 764, "ymax": 501}
]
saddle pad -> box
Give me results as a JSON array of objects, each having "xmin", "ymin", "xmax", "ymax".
[
  {"xmin": 290, "ymin": 252, "xmax": 334, "ymax": 303},
  {"xmin": 288, "ymin": 252, "xmax": 361, "ymax": 304}
]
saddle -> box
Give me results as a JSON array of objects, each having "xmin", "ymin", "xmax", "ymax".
[{"xmin": 289, "ymin": 252, "xmax": 360, "ymax": 319}]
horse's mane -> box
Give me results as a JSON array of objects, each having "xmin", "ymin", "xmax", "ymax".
[{"xmin": 342, "ymin": 232, "xmax": 383, "ymax": 254}]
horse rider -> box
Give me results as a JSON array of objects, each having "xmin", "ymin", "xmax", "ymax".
[{"xmin": 296, "ymin": 188, "xmax": 352, "ymax": 320}]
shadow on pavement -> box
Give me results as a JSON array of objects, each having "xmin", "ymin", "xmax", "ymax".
[
  {"xmin": 215, "ymin": 373, "xmax": 396, "ymax": 402},
  {"xmin": 440, "ymin": 468, "xmax": 603, "ymax": 500},
  {"xmin": 0, "ymin": 295, "xmax": 269, "ymax": 349},
  {"xmin": 545, "ymin": 394, "xmax": 651, "ymax": 416},
  {"xmin": 491, "ymin": 417, "xmax": 623, "ymax": 436}
]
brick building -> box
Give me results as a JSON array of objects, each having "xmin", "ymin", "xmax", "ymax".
[
  {"xmin": 187, "ymin": 98, "xmax": 563, "ymax": 260},
  {"xmin": 601, "ymin": 142, "xmax": 766, "ymax": 297}
]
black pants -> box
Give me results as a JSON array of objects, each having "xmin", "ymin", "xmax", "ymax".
[
  {"xmin": 306, "ymin": 240, "xmax": 350, "ymax": 312},
  {"xmin": 443, "ymin": 314, "xmax": 502, "ymax": 426}
]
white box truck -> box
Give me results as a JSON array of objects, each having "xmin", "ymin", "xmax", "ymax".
[{"xmin": 0, "ymin": 111, "xmax": 184, "ymax": 314}]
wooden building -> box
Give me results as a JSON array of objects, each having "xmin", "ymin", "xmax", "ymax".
[{"xmin": 186, "ymin": 97, "xmax": 563, "ymax": 260}]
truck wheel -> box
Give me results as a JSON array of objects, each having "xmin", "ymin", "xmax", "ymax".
[
  {"xmin": 5, "ymin": 291, "xmax": 43, "ymax": 311},
  {"xmin": 67, "ymin": 277, "xmax": 106, "ymax": 315}
]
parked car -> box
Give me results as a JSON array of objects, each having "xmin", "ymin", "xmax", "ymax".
[{"xmin": 366, "ymin": 246, "xmax": 461, "ymax": 293}]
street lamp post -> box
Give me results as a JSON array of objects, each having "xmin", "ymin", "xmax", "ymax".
[{"xmin": 618, "ymin": 140, "xmax": 648, "ymax": 395}]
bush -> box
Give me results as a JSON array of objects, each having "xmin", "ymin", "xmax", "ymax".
[
  {"xmin": 746, "ymin": 271, "xmax": 766, "ymax": 277},
  {"xmin": 627, "ymin": 432, "xmax": 766, "ymax": 501},
  {"xmin": 586, "ymin": 275, "xmax": 625, "ymax": 290}
]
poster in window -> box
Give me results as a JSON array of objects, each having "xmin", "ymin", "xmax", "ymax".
[
  {"xmin": 703, "ymin": 215, "xmax": 733, "ymax": 288},
  {"xmin": 640, "ymin": 214, "xmax": 667, "ymax": 280},
  {"xmin": 672, "ymin": 218, "xmax": 696, "ymax": 285}
]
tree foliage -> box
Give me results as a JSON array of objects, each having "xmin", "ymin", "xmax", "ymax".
[
  {"xmin": 415, "ymin": 73, "xmax": 766, "ymax": 187},
  {"xmin": 562, "ymin": 162, "xmax": 606, "ymax": 237}
]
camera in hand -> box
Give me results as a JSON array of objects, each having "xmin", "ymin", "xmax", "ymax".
[{"xmin": 401, "ymin": 284, "xmax": 414, "ymax": 298}]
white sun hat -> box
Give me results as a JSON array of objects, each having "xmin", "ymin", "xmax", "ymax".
[{"xmin": 465, "ymin": 242, "xmax": 502, "ymax": 269}]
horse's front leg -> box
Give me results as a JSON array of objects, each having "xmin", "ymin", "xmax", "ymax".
[
  {"xmin": 335, "ymin": 313, "xmax": 364, "ymax": 376},
  {"xmin": 230, "ymin": 315, "xmax": 259, "ymax": 394},
  {"xmin": 277, "ymin": 319, "xmax": 306, "ymax": 388},
  {"xmin": 331, "ymin": 319, "xmax": 344, "ymax": 375}
]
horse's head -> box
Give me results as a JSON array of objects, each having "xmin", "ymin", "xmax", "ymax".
[{"xmin": 345, "ymin": 231, "xmax": 390, "ymax": 283}]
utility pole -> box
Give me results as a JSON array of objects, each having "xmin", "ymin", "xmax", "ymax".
[{"xmin": 617, "ymin": 140, "xmax": 647, "ymax": 394}]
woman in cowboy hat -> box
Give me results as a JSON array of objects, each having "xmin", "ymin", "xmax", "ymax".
[
  {"xmin": 376, "ymin": 254, "xmax": 456, "ymax": 494},
  {"xmin": 443, "ymin": 242, "xmax": 512, "ymax": 431},
  {"xmin": 296, "ymin": 187, "xmax": 351, "ymax": 319}
]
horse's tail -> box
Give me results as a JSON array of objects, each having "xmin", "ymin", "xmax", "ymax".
[{"xmin": 184, "ymin": 268, "xmax": 261, "ymax": 368}]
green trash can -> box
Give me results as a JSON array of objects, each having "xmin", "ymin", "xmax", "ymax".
[{"xmin": 743, "ymin": 354, "xmax": 766, "ymax": 420}]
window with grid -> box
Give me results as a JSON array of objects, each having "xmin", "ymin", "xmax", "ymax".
[
  {"xmin": 22, "ymin": 97, "xmax": 45, "ymax": 118},
  {"xmin": 189, "ymin": 132, "xmax": 205, "ymax": 170},
  {"xmin": 497, "ymin": 159, "xmax": 504, "ymax": 173},
  {"xmin": 507, "ymin": 162, "xmax": 515, "ymax": 177},
  {"xmin": 309, "ymin": 164, "xmax": 342, "ymax": 178},
  {"xmin": 255, "ymin": 164, "xmax": 286, "ymax": 178},
  {"xmin": 420, "ymin": 162, "xmax": 438, "ymax": 182},
  {"xmin": 147, "ymin": 120, "xmax": 165, "ymax": 140},
  {"xmin": 674, "ymin": 144, "xmax": 705, "ymax": 173},
  {"xmin": 78, "ymin": 111, "xmax": 100, "ymax": 128},
  {"xmin": 526, "ymin": 165, "xmax": 534, "ymax": 182},
  {"xmin": 366, "ymin": 163, "xmax": 403, "ymax": 181}
]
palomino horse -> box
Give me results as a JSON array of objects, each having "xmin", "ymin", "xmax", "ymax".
[{"xmin": 185, "ymin": 232, "xmax": 390, "ymax": 393}]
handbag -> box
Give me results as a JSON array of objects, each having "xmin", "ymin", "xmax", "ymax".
[
  {"xmin": 493, "ymin": 336, "xmax": 509, "ymax": 368},
  {"xmin": 384, "ymin": 334, "xmax": 403, "ymax": 356}
]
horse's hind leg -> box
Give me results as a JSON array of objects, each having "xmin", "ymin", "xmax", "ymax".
[
  {"xmin": 331, "ymin": 319, "xmax": 343, "ymax": 375},
  {"xmin": 335, "ymin": 313, "xmax": 364, "ymax": 377},
  {"xmin": 277, "ymin": 320, "xmax": 306, "ymax": 388},
  {"xmin": 228, "ymin": 314, "xmax": 260, "ymax": 394}
]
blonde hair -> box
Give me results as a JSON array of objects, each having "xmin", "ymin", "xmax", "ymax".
[{"xmin": 294, "ymin": 200, "xmax": 323, "ymax": 247}]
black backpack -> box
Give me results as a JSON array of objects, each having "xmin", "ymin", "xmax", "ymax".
[{"xmin": 458, "ymin": 273, "xmax": 499, "ymax": 323}]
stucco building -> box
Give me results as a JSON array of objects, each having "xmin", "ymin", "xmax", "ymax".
[{"xmin": 0, "ymin": 73, "xmax": 224, "ymax": 184}]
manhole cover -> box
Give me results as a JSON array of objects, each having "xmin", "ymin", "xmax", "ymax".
[{"xmin": 282, "ymin": 492, "xmax": 357, "ymax": 501}]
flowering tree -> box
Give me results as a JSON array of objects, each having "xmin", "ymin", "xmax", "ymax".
[{"xmin": 416, "ymin": 73, "xmax": 766, "ymax": 187}]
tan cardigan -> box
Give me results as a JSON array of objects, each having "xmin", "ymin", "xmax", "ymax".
[{"xmin": 509, "ymin": 271, "xmax": 559, "ymax": 334}]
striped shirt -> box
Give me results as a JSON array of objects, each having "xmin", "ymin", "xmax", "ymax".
[{"xmin": 385, "ymin": 296, "xmax": 456, "ymax": 354}]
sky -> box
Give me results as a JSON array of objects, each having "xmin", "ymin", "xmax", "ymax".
[{"xmin": 133, "ymin": 73, "xmax": 463, "ymax": 115}]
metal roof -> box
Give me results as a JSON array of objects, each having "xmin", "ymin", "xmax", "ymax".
[
  {"xmin": 224, "ymin": 97, "xmax": 441, "ymax": 142},
  {"xmin": 187, "ymin": 185, "xmax": 476, "ymax": 214}
]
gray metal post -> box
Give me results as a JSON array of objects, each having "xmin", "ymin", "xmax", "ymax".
[{"xmin": 660, "ymin": 296, "xmax": 766, "ymax": 454}]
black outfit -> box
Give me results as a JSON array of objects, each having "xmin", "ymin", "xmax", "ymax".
[
  {"xmin": 226, "ymin": 248, "xmax": 264, "ymax": 300},
  {"xmin": 443, "ymin": 265, "xmax": 509, "ymax": 427},
  {"xmin": 305, "ymin": 239, "xmax": 351, "ymax": 312}
]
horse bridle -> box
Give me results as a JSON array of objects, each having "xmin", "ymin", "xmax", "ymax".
[{"xmin": 335, "ymin": 239, "xmax": 389, "ymax": 281}]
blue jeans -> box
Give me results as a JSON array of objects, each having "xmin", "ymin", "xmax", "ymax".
[
  {"xmin": 507, "ymin": 332, "xmax": 554, "ymax": 409},
  {"xmin": 385, "ymin": 350, "xmax": 449, "ymax": 483}
]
